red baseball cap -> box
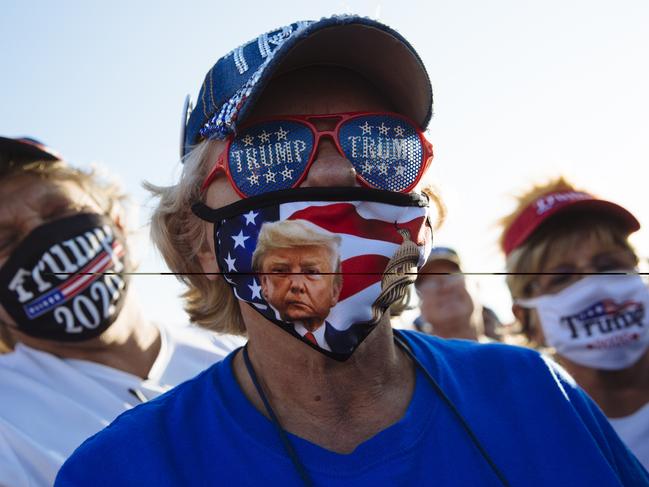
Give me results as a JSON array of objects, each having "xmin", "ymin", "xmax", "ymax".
[{"xmin": 502, "ymin": 190, "xmax": 640, "ymax": 256}]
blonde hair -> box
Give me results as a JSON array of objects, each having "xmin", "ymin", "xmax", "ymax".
[
  {"xmin": 0, "ymin": 160, "xmax": 128, "ymax": 351},
  {"xmin": 252, "ymin": 219, "xmax": 343, "ymax": 288},
  {"xmin": 500, "ymin": 177, "xmax": 638, "ymax": 342},
  {"xmin": 422, "ymin": 183, "xmax": 446, "ymax": 231},
  {"xmin": 145, "ymin": 140, "xmax": 247, "ymax": 335}
]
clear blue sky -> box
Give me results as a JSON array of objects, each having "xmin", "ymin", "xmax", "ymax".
[{"xmin": 3, "ymin": 0, "xmax": 648, "ymax": 324}]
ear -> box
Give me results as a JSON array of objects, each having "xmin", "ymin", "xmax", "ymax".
[
  {"xmin": 260, "ymin": 275, "xmax": 269, "ymax": 299},
  {"xmin": 101, "ymin": 194, "xmax": 127, "ymax": 233},
  {"xmin": 513, "ymin": 303, "xmax": 546, "ymax": 346},
  {"xmin": 197, "ymin": 248, "xmax": 220, "ymax": 281},
  {"xmin": 330, "ymin": 279, "xmax": 342, "ymax": 307},
  {"xmin": 111, "ymin": 211, "xmax": 126, "ymax": 233}
]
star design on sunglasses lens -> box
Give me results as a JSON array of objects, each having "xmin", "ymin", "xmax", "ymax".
[
  {"xmin": 265, "ymin": 170, "xmax": 277, "ymax": 183},
  {"xmin": 378, "ymin": 163, "xmax": 388, "ymax": 175},
  {"xmin": 243, "ymin": 134, "xmax": 255, "ymax": 146},
  {"xmin": 249, "ymin": 279, "xmax": 262, "ymax": 299},
  {"xmin": 361, "ymin": 161, "xmax": 373, "ymax": 174},
  {"xmin": 232, "ymin": 231, "xmax": 250, "ymax": 249},
  {"xmin": 360, "ymin": 121, "xmax": 372, "ymax": 135},
  {"xmin": 275, "ymin": 127, "xmax": 288, "ymax": 141},
  {"xmin": 378, "ymin": 123, "xmax": 389, "ymax": 135},
  {"xmin": 224, "ymin": 253, "xmax": 237, "ymax": 272},
  {"xmin": 395, "ymin": 165, "xmax": 406, "ymax": 176},
  {"xmin": 243, "ymin": 210, "xmax": 258, "ymax": 225},
  {"xmin": 258, "ymin": 131, "xmax": 271, "ymax": 143},
  {"xmin": 394, "ymin": 125, "xmax": 405, "ymax": 137},
  {"xmin": 247, "ymin": 174, "xmax": 260, "ymax": 185},
  {"xmin": 280, "ymin": 167, "xmax": 294, "ymax": 180}
]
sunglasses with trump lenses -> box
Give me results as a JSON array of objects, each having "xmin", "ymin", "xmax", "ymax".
[{"xmin": 201, "ymin": 112, "xmax": 434, "ymax": 197}]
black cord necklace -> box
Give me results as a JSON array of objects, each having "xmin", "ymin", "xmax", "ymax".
[{"xmin": 242, "ymin": 329, "xmax": 510, "ymax": 487}]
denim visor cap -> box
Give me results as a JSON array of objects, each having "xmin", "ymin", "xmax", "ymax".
[{"xmin": 182, "ymin": 15, "xmax": 433, "ymax": 157}]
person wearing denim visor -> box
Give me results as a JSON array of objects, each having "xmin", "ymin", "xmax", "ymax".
[
  {"xmin": 57, "ymin": 16, "xmax": 648, "ymax": 486},
  {"xmin": 501, "ymin": 177, "xmax": 649, "ymax": 469}
]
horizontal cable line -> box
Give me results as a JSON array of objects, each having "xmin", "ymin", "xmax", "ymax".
[{"xmin": 43, "ymin": 271, "xmax": 649, "ymax": 276}]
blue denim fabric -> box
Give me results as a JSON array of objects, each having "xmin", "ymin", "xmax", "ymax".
[{"xmin": 182, "ymin": 15, "xmax": 433, "ymax": 157}]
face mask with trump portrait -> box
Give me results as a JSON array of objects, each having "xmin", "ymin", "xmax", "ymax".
[{"xmin": 193, "ymin": 186, "xmax": 433, "ymax": 361}]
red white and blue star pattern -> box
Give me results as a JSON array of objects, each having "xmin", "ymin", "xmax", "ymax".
[
  {"xmin": 215, "ymin": 199, "xmax": 430, "ymax": 338},
  {"xmin": 339, "ymin": 114, "xmax": 423, "ymax": 192},
  {"xmin": 23, "ymin": 241, "xmax": 125, "ymax": 319},
  {"xmin": 227, "ymin": 115, "xmax": 425, "ymax": 196},
  {"xmin": 228, "ymin": 121, "xmax": 314, "ymax": 196}
]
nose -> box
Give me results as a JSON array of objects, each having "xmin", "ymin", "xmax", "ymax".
[
  {"xmin": 288, "ymin": 275, "xmax": 307, "ymax": 294},
  {"xmin": 300, "ymin": 136, "xmax": 359, "ymax": 188}
]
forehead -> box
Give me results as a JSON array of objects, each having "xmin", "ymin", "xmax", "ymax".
[
  {"xmin": 541, "ymin": 232, "xmax": 630, "ymax": 268},
  {"xmin": 248, "ymin": 66, "xmax": 396, "ymax": 119},
  {"xmin": 262, "ymin": 244, "xmax": 334, "ymax": 264},
  {"xmin": 0, "ymin": 172, "xmax": 84, "ymax": 203},
  {"xmin": 422, "ymin": 260, "xmax": 460, "ymax": 274},
  {"xmin": 417, "ymin": 259, "xmax": 460, "ymax": 287},
  {"xmin": 0, "ymin": 173, "xmax": 94, "ymax": 220}
]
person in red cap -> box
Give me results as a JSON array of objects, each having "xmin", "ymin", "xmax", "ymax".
[{"xmin": 501, "ymin": 176, "xmax": 649, "ymax": 469}]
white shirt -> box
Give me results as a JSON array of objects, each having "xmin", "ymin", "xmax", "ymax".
[
  {"xmin": 609, "ymin": 401, "xmax": 649, "ymax": 470},
  {"xmin": 0, "ymin": 323, "xmax": 244, "ymax": 487}
]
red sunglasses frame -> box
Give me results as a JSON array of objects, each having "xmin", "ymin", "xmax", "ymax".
[{"xmin": 200, "ymin": 111, "xmax": 434, "ymax": 197}]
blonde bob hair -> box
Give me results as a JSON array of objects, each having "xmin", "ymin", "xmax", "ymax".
[{"xmin": 146, "ymin": 140, "xmax": 249, "ymax": 335}]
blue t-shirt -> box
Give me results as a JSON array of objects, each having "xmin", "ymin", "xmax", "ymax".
[{"xmin": 56, "ymin": 331, "xmax": 648, "ymax": 486}]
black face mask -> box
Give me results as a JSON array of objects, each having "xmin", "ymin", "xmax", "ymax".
[{"xmin": 0, "ymin": 213, "xmax": 129, "ymax": 341}]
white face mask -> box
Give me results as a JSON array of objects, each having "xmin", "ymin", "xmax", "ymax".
[{"xmin": 517, "ymin": 274, "xmax": 649, "ymax": 370}]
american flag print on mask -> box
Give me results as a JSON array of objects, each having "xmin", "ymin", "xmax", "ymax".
[{"xmin": 214, "ymin": 195, "xmax": 432, "ymax": 360}]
